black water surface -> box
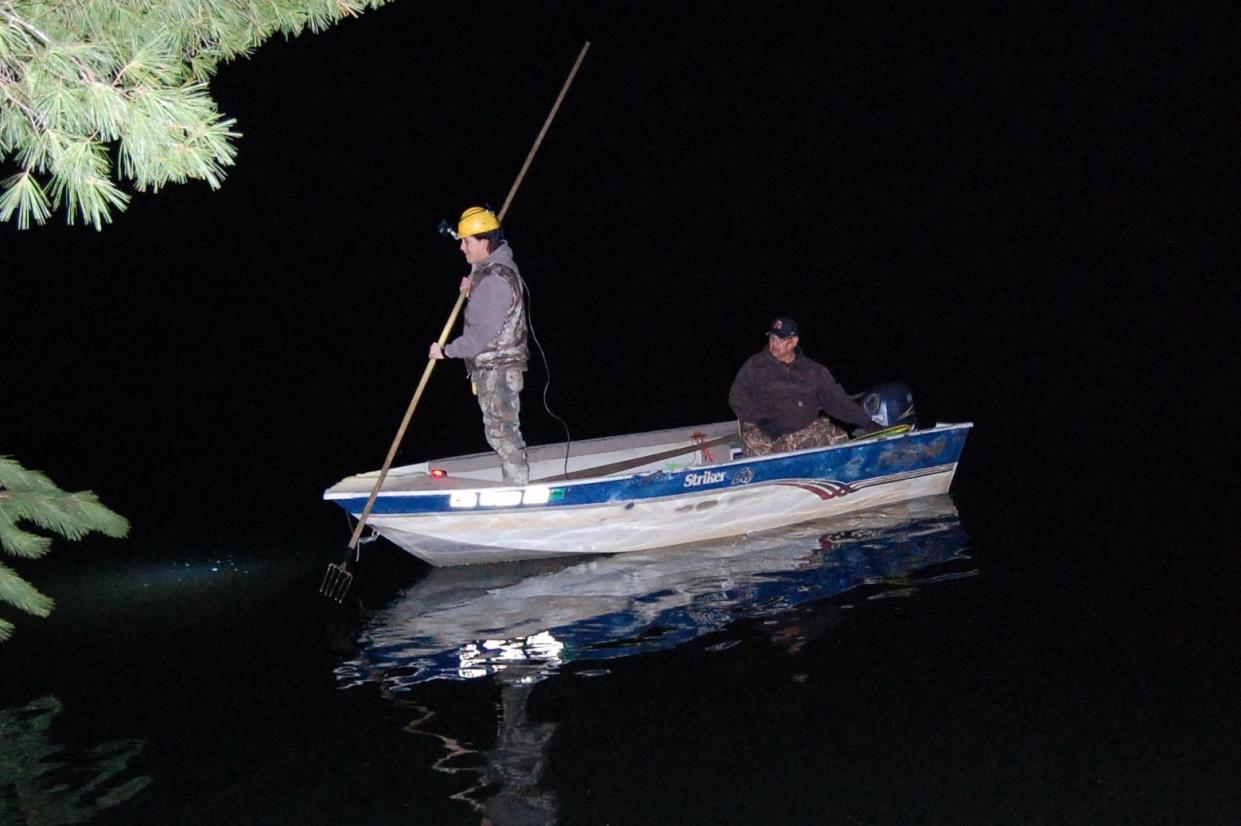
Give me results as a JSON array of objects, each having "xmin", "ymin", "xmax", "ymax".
[{"xmin": 3, "ymin": 456, "xmax": 1238, "ymax": 823}]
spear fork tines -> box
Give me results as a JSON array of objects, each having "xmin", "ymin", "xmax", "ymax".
[{"xmin": 321, "ymin": 42, "xmax": 591, "ymax": 602}]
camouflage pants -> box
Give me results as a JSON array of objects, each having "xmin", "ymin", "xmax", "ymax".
[
  {"xmin": 739, "ymin": 417, "xmax": 850, "ymax": 457},
  {"xmin": 475, "ymin": 368, "xmax": 528, "ymax": 484}
]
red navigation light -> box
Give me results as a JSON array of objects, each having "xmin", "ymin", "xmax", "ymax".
[{"xmin": 430, "ymin": 468, "xmax": 448, "ymax": 478}]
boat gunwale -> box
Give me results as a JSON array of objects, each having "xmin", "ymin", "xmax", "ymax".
[{"xmin": 323, "ymin": 421, "xmax": 973, "ymax": 503}]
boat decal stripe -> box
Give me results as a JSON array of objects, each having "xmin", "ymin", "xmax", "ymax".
[{"xmin": 780, "ymin": 481, "xmax": 854, "ymax": 500}]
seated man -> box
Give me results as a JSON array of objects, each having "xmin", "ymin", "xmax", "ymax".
[{"xmin": 728, "ymin": 316, "xmax": 880, "ymax": 456}]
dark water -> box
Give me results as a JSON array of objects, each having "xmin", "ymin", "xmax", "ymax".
[{"xmin": 4, "ymin": 445, "xmax": 1239, "ymax": 824}]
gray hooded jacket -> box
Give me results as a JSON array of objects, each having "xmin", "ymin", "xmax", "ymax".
[{"xmin": 444, "ymin": 242, "xmax": 529, "ymax": 374}]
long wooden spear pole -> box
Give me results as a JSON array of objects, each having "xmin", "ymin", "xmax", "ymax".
[{"xmin": 345, "ymin": 42, "xmax": 591, "ymax": 554}]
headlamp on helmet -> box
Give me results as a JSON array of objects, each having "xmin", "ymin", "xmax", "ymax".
[
  {"xmin": 436, "ymin": 219, "xmax": 459, "ymax": 240},
  {"xmin": 437, "ymin": 206, "xmax": 501, "ymax": 242}
]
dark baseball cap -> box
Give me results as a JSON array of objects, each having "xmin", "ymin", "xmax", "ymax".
[{"xmin": 766, "ymin": 316, "xmax": 799, "ymax": 338}]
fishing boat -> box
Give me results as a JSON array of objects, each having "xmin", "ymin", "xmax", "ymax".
[{"xmin": 322, "ymin": 418, "xmax": 972, "ymax": 567}]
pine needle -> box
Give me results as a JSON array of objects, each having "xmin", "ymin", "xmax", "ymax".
[{"xmin": 0, "ymin": 169, "xmax": 52, "ymax": 228}]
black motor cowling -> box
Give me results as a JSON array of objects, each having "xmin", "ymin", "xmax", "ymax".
[{"xmin": 861, "ymin": 382, "xmax": 916, "ymax": 428}]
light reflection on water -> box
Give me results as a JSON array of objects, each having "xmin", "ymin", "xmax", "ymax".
[
  {"xmin": 29, "ymin": 553, "xmax": 311, "ymax": 615},
  {"xmin": 335, "ymin": 495, "xmax": 975, "ymax": 824}
]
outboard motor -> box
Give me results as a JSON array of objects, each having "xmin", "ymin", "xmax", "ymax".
[{"xmin": 861, "ymin": 382, "xmax": 916, "ymax": 428}]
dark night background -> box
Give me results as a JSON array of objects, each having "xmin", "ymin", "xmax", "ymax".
[
  {"xmin": 5, "ymin": 2, "xmax": 1240, "ymax": 514},
  {"xmin": 4, "ymin": 1, "xmax": 1241, "ymax": 822}
]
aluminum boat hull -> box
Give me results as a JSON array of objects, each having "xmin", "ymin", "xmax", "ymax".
[{"xmin": 323, "ymin": 421, "xmax": 971, "ymax": 566}]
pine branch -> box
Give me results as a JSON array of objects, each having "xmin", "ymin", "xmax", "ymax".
[
  {"xmin": 1, "ymin": 0, "xmax": 394, "ymax": 228},
  {"xmin": 0, "ymin": 456, "xmax": 131, "ymax": 549},
  {"xmin": 47, "ymin": 134, "xmax": 132, "ymax": 229},
  {"xmin": 0, "ymin": 455, "xmax": 62, "ymax": 493},
  {"xmin": 0, "ymin": 4, "xmax": 51, "ymax": 46},
  {"xmin": 0, "ymin": 453, "xmax": 132, "ymax": 543},
  {"xmin": 0, "ymin": 169, "xmax": 50, "ymax": 228},
  {"xmin": 0, "ymin": 560, "xmax": 55, "ymax": 619},
  {"xmin": 0, "ymin": 510, "xmax": 54, "ymax": 558},
  {"xmin": 0, "ymin": 488, "xmax": 130, "ymax": 548},
  {"xmin": 0, "ymin": 455, "xmax": 128, "ymax": 642}
]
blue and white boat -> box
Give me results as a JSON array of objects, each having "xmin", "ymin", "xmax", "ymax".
[{"xmin": 323, "ymin": 418, "xmax": 972, "ymax": 567}]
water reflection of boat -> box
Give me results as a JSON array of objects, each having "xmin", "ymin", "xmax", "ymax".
[
  {"xmin": 337, "ymin": 494, "xmax": 973, "ymax": 691},
  {"xmin": 340, "ymin": 495, "xmax": 973, "ymax": 825}
]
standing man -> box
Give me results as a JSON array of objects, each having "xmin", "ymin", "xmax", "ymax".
[
  {"xmin": 728, "ymin": 316, "xmax": 879, "ymax": 456},
  {"xmin": 429, "ymin": 207, "xmax": 529, "ymax": 484}
]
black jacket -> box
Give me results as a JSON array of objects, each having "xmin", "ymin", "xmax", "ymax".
[{"xmin": 728, "ymin": 349, "xmax": 875, "ymax": 437}]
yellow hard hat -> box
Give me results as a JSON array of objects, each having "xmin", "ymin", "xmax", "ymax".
[{"xmin": 457, "ymin": 206, "xmax": 500, "ymax": 238}]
